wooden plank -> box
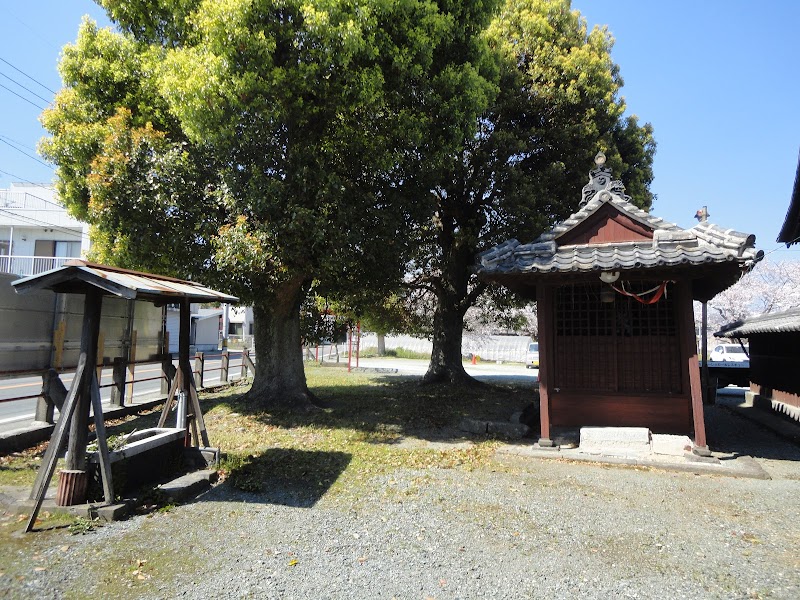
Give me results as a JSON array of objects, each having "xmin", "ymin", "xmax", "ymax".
[
  {"xmin": 90, "ymin": 374, "xmax": 114, "ymax": 504},
  {"xmin": 549, "ymin": 392, "xmax": 692, "ymax": 433},
  {"xmin": 157, "ymin": 368, "xmax": 182, "ymax": 428},
  {"xmin": 188, "ymin": 380, "xmax": 210, "ymax": 447},
  {"xmin": 25, "ymin": 355, "xmax": 86, "ymax": 532},
  {"xmin": 678, "ymin": 281, "xmax": 707, "ymax": 448}
]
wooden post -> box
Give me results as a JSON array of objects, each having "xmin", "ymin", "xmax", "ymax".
[
  {"xmin": 27, "ymin": 355, "xmax": 87, "ymax": 531},
  {"xmin": 36, "ymin": 370, "xmax": 64, "ymax": 424},
  {"xmin": 242, "ymin": 348, "xmax": 250, "ymax": 379},
  {"xmin": 52, "ymin": 320, "xmax": 66, "ymax": 370},
  {"xmin": 66, "ymin": 289, "xmax": 103, "ymax": 473},
  {"xmin": 110, "ymin": 357, "xmax": 126, "ymax": 407},
  {"xmin": 161, "ymin": 352, "xmax": 174, "ymax": 395},
  {"xmin": 178, "ymin": 300, "xmax": 193, "ymax": 397},
  {"xmin": 242, "ymin": 349, "xmax": 256, "ymax": 379},
  {"xmin": 95, "ymin": 330, "xmax": 105, "ymax": 386},
  {"xmin": 89, "ymin": 374, "xmax": 114, "ymax": 504},
  {"xmin": 194, "ymin": 352, "xmax": 204, "ymax": 389},
  {"xmin": 126, "ymin": 330, "xmax": 137, "ymax": 402},
  {"xmin": 221, "ymin": 349, "xmax": 229, "ymax": 383},
  {"xmin": 678, "ymin": 282, "xmax": 709, "ymax": 454},
  {"xmin": 157, "ymin": 368, "xmax": 182, "ymax": 429},
  {"xmin": 536, "ymin": 285, "xmax": 554, "ymax": 447}
]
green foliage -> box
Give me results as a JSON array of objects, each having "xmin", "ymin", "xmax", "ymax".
[
  {"xmin": 349, "ymin": 346, "xmax": 431, "ymax": 360},
  {"xmin": 395, "ymin": 0, "xmax": 656, "ymax": 376},
  {"xmin": 68, "ymin": 516, "xmax": 102, "ymax": 535},
  {"xmin": 40, "ymin": 1, "xmax": 502, "ymax": 405}
]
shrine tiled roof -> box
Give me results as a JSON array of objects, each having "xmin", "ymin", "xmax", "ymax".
[
  {"xmin": 716, "ymin": 308, "xmax": 800, "ymax": 337},
  {"xmin": 478, "ymin": 156, "xmax": 762, "ymax": 279}
]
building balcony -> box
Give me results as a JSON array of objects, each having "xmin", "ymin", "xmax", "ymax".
[{"xmin": 0, "ymin": 255, "xmax": 79, "ymax": 277}]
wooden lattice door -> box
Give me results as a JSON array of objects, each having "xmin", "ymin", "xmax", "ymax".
[{"xmin": 553, "ymin": 282, "xmax": 681, "ymax": 394}]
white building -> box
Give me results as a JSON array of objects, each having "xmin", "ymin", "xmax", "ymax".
[{"xmin": 0, "ymin": 183, "xmax": 90, "ymax": 276}]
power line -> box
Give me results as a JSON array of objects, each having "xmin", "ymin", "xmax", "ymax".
[
  {"xmin": 0, "ymin": 137, "xmax": 53, "ymax": 169},
  {"xmin": 0, "ymin": 134, "xmax": 39, "ymax": 154},
  {"xmin": 0, "ymin": 81, "xmax": 45, "ymax": 110},
  {"xmin": 0, "ymin": 168, "xmax": 50, "ymax": 187},
  {"xmin": 0, "ymin": 56, "xmax": 57, "ymax": 95},
  {"xmin": 0, "ymin": 71, "xmax": 52, "ymax": 105}
]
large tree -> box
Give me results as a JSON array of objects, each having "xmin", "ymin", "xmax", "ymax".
[
  {"xmin": 408, "ymin": 0, "xmax": 656, "ymax": 383},
  {"xmin": 41, "ymin": 0, "xmax": 496, "ymax": 409}
]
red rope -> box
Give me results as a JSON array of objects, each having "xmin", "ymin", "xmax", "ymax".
[{"xmin": 611, "ymin": 281, "xmax": 669, "ymax": 305}]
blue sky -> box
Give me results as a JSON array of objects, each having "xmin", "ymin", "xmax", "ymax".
[{"xmin": 1, "ymin": 1, "xmax": 798, "ymax": 260}]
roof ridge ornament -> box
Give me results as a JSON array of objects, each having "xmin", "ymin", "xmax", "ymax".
[{"xmin": 580, "ymin": 152, "xmax": 630, "ymax": 207}]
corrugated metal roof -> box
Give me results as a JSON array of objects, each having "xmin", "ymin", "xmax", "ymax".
[
  {"xmin": 12, "ymin": 260, "xmax": 238, "ymax": 304},
  {"xmin": 716, "ymin": 308, "xmax": 800, "ymax": 337}
]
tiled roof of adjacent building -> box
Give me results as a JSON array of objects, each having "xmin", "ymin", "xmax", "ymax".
[
  {"xmin": 716, "ymin": 308, "xmax": 800, "ymax": 337},
  {"xmin": 777, "ymin": 148, "xmax": 800, "ymax": 246}
]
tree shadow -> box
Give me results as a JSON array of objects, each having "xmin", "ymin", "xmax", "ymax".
[
  {"xmin": 220, "ymin": 448, "xmax": 352, "ymax": 508},
  {"xmin": 204, "ymin": 375, "xmax": 539, "ymax": 445}
]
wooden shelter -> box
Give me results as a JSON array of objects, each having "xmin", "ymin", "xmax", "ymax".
[
  {"xmin": 716, "ymin": 150, "xmax": 800, "ymax": 421},
  {"xmin": 12, "ymin": 260, "xmax": 237, "ymax": 531},
  {"xmin": 477, "ymin": 154, "xmax": 763, "ymax": 452},
  {"xmin": 716, "ymin": 309, "xmax": 800, "ymax": 422}
]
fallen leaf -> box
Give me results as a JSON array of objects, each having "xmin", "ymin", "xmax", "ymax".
[
  {"xmin": 60, "ymin": 546, "xmax": 70, "ymax": 552},
  {"xmin": 288, "ymin": 559, "xmax": 299, "ymax": 567},
  {"xmin": 34, "ymin": 567, "xmax": 46, "ymax": 572}
]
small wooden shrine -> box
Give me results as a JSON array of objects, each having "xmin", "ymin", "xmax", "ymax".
[
  {"xmin": 477, "ymin": 154, "xmax": 763, "ymax": 452},
  {"xmin": 12, "ymin": 260, "xmax": 237, "ymax": 531}
]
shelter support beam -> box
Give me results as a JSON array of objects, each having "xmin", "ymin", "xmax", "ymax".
[
  {"xmin": 677, "ymin": 281, "xmax": 709, "ymax": 453},
  {"xmin": 537, "ymin": 285, "xmax": 554, "ymax": 447}
]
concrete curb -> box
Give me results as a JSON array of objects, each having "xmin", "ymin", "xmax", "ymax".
[
  {"xmin": 2, "ymin": 469, "xmax": 220, "ymax": 524},
  {"xmin": 495, "ymin": 443, "xmax": 772, "ymax": 480}
]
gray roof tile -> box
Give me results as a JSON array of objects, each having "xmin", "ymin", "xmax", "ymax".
[
  {"xmin": 478, "ymin": 164, "xmax": 761, "ymax": 279},
  {"xmin": 716, "ymin": 308, "xmax": 800, "ymax": 337}
]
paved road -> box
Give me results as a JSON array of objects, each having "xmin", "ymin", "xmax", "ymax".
[
  {"xmin": 0, "ymin": 355, "xmax": 534, "ymax": 435},
  {"xmin": 354, "ymin": 357, "xmax": 539, "ymax": 384},
  {"xmin": 0, "ymin": 353, "xmax": 247, "ymax": 433}
]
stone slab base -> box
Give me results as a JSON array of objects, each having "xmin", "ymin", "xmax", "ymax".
[{"xmin": 579, "ymin": 427, "xmax": 651, "ymax": 457}]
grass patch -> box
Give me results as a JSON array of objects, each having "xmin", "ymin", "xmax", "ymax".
[
  {"xmin": 349, "ymin": 346, "xmax": 431, "ymax": 360},
  {"xmin": 205, "ymin": 365, "xmax": 534, "ymax": 503}
]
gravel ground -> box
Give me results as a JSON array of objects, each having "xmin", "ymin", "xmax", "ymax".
[{"xmin": 2, "ymin": 403, "xmax": 800, "ymax": 600}]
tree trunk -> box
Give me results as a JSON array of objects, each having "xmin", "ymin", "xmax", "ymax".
[
  {"xmin": 424, "ymin": 294, "xmax": 472, "ymax": 383},
  {"xmin": 246, "ymin": 277, "xmax": 319, "ymax": 411},
  {"xmin": 423, "ymin": 246, "xmax": 475, "ymax": 385},
  {"xmin": 377, "ymin": 333, "xmax": 386, "ymax": 356}
]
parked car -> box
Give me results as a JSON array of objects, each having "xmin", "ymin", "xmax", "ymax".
[
  {"xmin": 525, "ymin": 342, "xmax": 539, "ymax": 368},
  {"xmin": 709, "ymin": 343, "xmax": 749, "ymax": 363}
]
